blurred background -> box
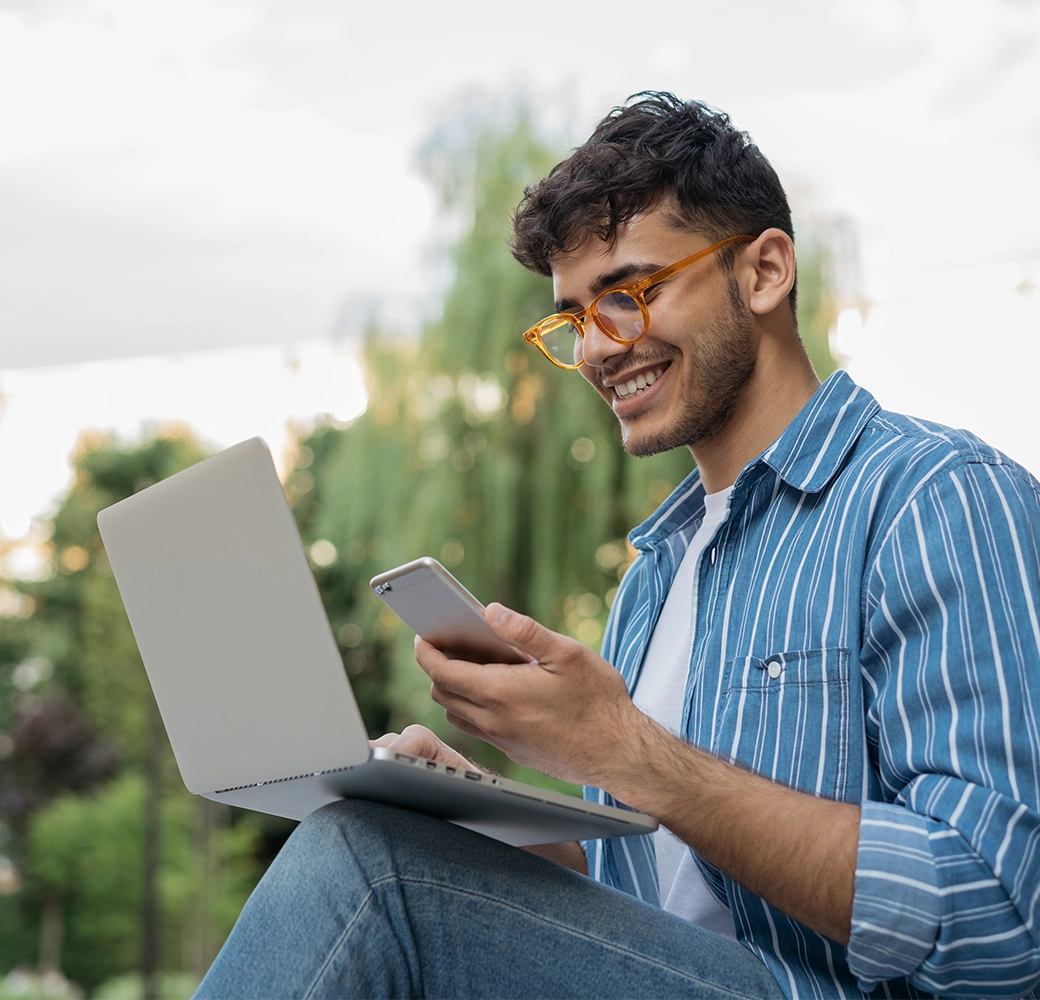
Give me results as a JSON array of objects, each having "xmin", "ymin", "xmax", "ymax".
[{"xmin": 1, "ymin": 1, "xmax": 1038, "ymax": 996}]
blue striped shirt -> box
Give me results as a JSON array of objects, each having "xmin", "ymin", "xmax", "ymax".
[{"xmin": 585, "ymin": 370, "xmax": 1040, "ymax": 998}]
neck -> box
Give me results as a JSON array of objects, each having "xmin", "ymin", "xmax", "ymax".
[{"xmin": 690, "ymin": 325, "xmax": 821, "ymax": 495}]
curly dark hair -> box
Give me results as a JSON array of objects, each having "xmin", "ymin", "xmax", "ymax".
[{"xmin": 511, "ymin": 92, "xmax": 795, "ymax": 299}]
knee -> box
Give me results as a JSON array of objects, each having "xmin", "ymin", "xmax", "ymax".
[
  {"xmin": 251, "ymin": 799, "xmax": 399, "ymax": 909},
  {"xmin": 287, "ymin": 798, "xmax": 393, "ymax": 860},
  {"xmin": 283, "ymin": 798, "xmax": 431, "ymax": 877}
]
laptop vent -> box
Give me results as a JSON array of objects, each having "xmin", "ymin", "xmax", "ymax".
[{"xmin": 214, "ymin": 764, "xmax": 357, "ymax": 794}]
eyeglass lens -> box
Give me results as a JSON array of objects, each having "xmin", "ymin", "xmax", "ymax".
[
  {"xmin": 540, "ymin": 321, "xmax": 583, "ymax": 366},
  {"xmin": 539, "ymin": 291, "xmax": 646, "ymax": 367},
  {"xmin": 596, "ymin": 291, "xmax": 646, "ymax": 340}
]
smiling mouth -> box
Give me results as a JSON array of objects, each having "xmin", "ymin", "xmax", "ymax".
[{"xmin": 612, "ymin": 366, "xmax": 667, "ymax": 399}]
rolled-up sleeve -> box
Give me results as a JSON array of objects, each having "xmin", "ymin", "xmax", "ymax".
[{"xmin": 848, "ymin": 460, "xmax": 1040, "ymax": 996}]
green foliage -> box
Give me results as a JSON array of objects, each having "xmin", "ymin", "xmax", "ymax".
[
  {"xmin": 0, "ymin": 430, "xmax": 263, "ymax": 994},
  {"xmin": 93, "ymin": 971, "xmax": 198, "ymax": 1000},
  {"xmin": 0, "ymin": 432, "xmax": 211, "ymax": 845},
  {"xmin": 0, "ymin": 968, "xmax": 81, "ymax": 999},
  {"xmin": 27, "ymin": 776, "xmax": 257, "ymax": 993},
  {"xmin": 795, "ymin": 238, "xmax": 839, "ymax": 381},
  {"xmin": 9, "ymin": 434, "xmax": 211, "ymax": 703},
  {"xmin": 0, "ymin": 901, "xmax": 36, "ymax": 993},
  {"xmin": 28, "ymin": 777, "xmax": 160, "ymax": 989},
  {"xmin": 290, "ymin": 102, "xmax": 838, "ymax": 782},
  {"xmin": 287, "ymin": 106, "xmax": 679, "ymax": 778},
  {"xmin": 0, "ymin": 99, "xmax": 840, "ymax": 992}
]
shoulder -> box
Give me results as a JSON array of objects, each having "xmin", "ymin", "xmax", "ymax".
[
  {"xmin": 847, "ymin": 404, "xmax": 1040, "ymax": 507},
  {"xmin": 845, "ymin": 407, "xmax": 1040, "ymax": 564},
  {"xmin": 758, "ymin": 372, "xmax": 1034, "ymax": 510},
  {"xmin": 870, "ymin": 408, "xmax": 1016, "ymax": 466}
]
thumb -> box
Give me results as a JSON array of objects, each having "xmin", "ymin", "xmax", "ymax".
[{"xmin": 484, "ymin": 603, "xmax": 563, "ymax": 664}]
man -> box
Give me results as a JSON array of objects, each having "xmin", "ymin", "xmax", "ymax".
[{"xmin": 196, "ymin": 94, "xmax": 1040, "ymax": 999}]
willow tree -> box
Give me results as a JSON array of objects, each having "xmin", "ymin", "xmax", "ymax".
[{"xmin": 293, "ymin": 101, "xmax": 836, "ymax": 775}]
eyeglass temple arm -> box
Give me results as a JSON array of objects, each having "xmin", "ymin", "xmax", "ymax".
[{"xmin": 624, "ymin": 235, "xmax": 756, "ymax": 294}]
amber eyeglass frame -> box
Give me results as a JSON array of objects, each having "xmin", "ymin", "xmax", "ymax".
[{"xmin": 523, "ymin": 234, "xmax": 756, "ymax": 370}]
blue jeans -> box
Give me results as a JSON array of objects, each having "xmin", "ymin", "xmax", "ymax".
[{"xmin": 195, "ymin": 799, "xmax": 784, "ymax": 999}]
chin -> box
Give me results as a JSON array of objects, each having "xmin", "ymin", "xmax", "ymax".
[
  {"xmin": 620, "ymin": 426, "xmax": 689, "ymax": 458},
  {"xmin": 619, "ymin": 408, "xmax": 730, "ymax": 458}
]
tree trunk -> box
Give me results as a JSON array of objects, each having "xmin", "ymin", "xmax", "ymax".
[
  {"xmin": 38, "ymin": 886, "xmax": 63, "ymax": 973},
  {"xmin": 191, "ymin": 796, "xmax": 228, "ymax": 980},
  {"xmin": 142, "ymin": 695, "xmax": 162, "ymax": 1000}
]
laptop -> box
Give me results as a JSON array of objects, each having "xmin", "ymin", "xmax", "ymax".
[{"xmin": 96, "ymin": 437, "xmax": 657, "ymax": 847}]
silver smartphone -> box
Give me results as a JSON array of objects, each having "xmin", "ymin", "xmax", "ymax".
[{"xmin": 370, "ymin": 557, "xmax": 526, "ymax": 664}]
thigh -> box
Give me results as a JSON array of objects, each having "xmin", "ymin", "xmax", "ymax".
[{"xmin": 198, "ymin": 799, "xmax": 784, "ymax": 1000}]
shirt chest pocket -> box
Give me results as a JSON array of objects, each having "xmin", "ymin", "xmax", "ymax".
[{"xmin": 712, "ymin": 648, "xmax": 853, "ymax": 801}]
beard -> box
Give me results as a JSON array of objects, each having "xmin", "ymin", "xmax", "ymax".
[{"xmin": 619, "ymin": 279, "xmax": 757, "ymax": 458}]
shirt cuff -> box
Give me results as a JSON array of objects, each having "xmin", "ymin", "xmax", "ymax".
[{"xmin": 847, "ymin": 801, "xmax": 941, "ymax": 989}]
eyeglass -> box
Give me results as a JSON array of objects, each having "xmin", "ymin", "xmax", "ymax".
[{"xmin": 522, "ymin": 235, "xmax": 755, "ymax": 369}]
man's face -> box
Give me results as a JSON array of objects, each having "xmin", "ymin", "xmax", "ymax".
[{"xmin": 550, "ymin": 207, "xmax": 757, "ymax": 458}]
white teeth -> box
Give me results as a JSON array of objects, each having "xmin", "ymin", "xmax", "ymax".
[{"xmin": 613, "ymin": 368, "xmax": 664, "ymax": 398}]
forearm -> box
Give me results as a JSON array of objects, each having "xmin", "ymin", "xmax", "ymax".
[{"xmin": 594, "ymin": 714, "xmax": 858, "ymax": 944}]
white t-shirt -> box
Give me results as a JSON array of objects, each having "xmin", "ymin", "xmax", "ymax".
[{"xmin": 631, "ymin": 486, "xmax": 735, "ymax": 938}]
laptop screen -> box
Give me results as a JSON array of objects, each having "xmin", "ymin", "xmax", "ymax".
[{"xmin": 97, "ymin": 438, "xmax": 370, "ymax": 793}]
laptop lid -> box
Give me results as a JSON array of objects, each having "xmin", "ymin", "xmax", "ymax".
[{"xmin": 97, "ymin": 437, "xmax": 370, "ymax": 794}]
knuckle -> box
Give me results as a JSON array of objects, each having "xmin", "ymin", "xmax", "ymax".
[
  {"xmin": 513, "ymin": 614, "xmax": 542, "ymax": 644},
  {"xmin": 445, "ymin": 712, "xmax": 473, "ymax": 736}
]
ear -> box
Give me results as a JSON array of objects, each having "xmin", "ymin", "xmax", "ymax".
[{"xmin": 741, "ymin": 229, "xmax": 796, "ymax": 317}]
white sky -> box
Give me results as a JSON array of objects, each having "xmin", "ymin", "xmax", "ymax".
[{"xmin": 1, "ymin": 0, "xmax": 1039, "ymax": 550}]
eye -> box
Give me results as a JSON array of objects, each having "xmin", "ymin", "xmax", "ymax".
[{"xmin": 601, "ymin": 291, "xmax": 641, "ymax": 312}]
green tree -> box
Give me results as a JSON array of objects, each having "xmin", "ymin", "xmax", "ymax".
[
  {"xmin": 288, "ymin": 102, "xmax": 838, "ymax": 783},
  {"xmin": 27, "ymin": 775, "xmax": 257, "ymax": 993},
  {"xmin": 795, "ymin": 239, "xmax": 839, "ymax": 382},
  {"xmin": 0, "ymin": 99, "xmax": 840, "ymax": 995},
  {"xmin": 0, "ymin": 431, "xmax": 263, "ymax": 996}
]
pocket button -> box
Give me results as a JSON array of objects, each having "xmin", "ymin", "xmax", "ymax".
[{"xmin": 766, "ymin": 660, "xmax": 783, "ymax": 680}]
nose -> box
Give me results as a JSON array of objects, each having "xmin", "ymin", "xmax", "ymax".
[{"xmin": 579, "ymin": 318, "xmax": 634, "ymax": 370}]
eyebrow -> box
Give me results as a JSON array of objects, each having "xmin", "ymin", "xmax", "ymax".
[{"xmin": 554, "ymin": 260, "xmax": 663, "ymax": 313}]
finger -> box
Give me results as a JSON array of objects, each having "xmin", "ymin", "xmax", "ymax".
[
  {"xmin": 430, "ymin": 681, "xmax": 480, "ymax": 718},
  {"xmin": 430, "ymin": 682, "xmax": 494, "ymax": 734},
  {"xmin": 417, "ymin": 637, "xmax": 504, "ymax": 707},
  {"xmin": 386, "ymin": 725, "xmax": 445, "ymax": 759},
  {"xmin": 443, "ymin": 709, "xmax": 494, "ymax": 745},
  {"xmin": 388, "ymin": 724, "xmax": 477, "ymax": 770},
  {"xmin": 368, "ymin": 732, "xmax": 401, "ymax": 748},
  {"xmin": 415, "ymin": 635, "xmax": 500, "ymax": 676},
  {"xmin": 414, "ymin": 635, "xmax": 451, "ymax": 674},
  {"xmin": 484, "ymin": 603, "xmax": 570, "ymax": 667}
]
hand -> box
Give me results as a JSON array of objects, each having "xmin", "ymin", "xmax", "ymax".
[
  {"xmin": 414, "ymin": 603, "xmax": 643, "ymax": 787},
  {"xmin": 371, "ymin": 723, "xmax": 587, "ymax": 873},
  {"xmin": 415, "ymin": 608, "xmax": 859, "ymax": 944},
  {"xmin": 369, "ymin": 724, "xmax": 480, "ymax": 772}
]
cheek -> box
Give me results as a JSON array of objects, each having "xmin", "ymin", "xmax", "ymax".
[{"xmin": 578, "ymin": 364, "xmax": 600, "ymax": 389}]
